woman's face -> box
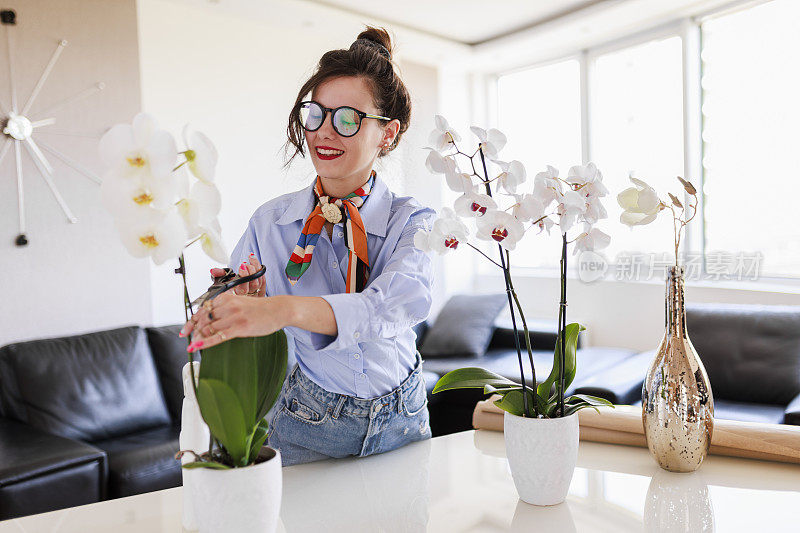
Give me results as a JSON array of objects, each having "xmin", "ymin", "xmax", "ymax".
[{"xmin": 305, "ymin": 76, "xmax": 399, "ymax": 193}]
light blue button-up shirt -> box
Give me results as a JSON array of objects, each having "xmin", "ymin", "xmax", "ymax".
[{"xmin": 228, "ymin": 173, "xmax": 436, "ymax": 399}]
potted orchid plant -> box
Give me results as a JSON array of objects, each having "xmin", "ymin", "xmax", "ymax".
[
  {"xmin": 98, "ymin": 113, "xmax": 287, "ymax": 533},
  {"xmin": 415, "ymin": 116, "xmax": 614, "ymax": 505},
  {"xmin": 617, "ymin": 175, "xmax": 714, "ymax": 473}
]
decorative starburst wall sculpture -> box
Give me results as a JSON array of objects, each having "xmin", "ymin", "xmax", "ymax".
[{"xmin": 0, "ymin": 9, "xmax": 104, "ymax": 246}]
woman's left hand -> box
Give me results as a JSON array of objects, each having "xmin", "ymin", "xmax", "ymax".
[{"xmin": 179, "ymin": 292, "xmax": 288, "ymax": 352}]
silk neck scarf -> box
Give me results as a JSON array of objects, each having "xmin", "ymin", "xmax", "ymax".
[{"xmin": 286, "ymin": 170, "xmax": 375, "ymax": 293}]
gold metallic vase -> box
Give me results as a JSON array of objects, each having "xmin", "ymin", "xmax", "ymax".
[{"xmin": 642, "ymin": 266, "xmax": 714, "ymax": 472}]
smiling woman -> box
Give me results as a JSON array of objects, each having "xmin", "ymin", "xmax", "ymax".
[{"xmin": 181, "ymin": 26, "xmax": 436, "ymax": 467}]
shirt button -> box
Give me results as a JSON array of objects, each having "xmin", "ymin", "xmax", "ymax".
[
  {"xmin": 360, "ymin": 374, "xmax": 367, "ymax": 380},
  {"xmin": 353, "ymin": 353, "xmax": 360, "ymax": 359},
  {"xmin": 353, "ymin": 331, "xmax": 360, "ymax": 339},
  {"xmin": 331, "ymin": 261, "xmax": 338, "ymax": 269},
  {"xmin": 338, "ymin": 231, "xmax": 344, "ymax": 237}
]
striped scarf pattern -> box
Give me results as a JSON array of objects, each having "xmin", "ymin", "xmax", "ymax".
[{"xmin": 285, "ymin": 170, "xmax": 375, "ymax": 293}]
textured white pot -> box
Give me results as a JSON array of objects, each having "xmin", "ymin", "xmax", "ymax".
[
  {"xmin": 504, "ymin": 411, "xmax": 579, "ymax": 506},
  {"xmin": 187, "ymin": 447, "xmax": 282, "ymax": 533}
]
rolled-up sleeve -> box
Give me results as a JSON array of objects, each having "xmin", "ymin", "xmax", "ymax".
[{"xmin": 308, "ymin": 207, "xmax": 436, "ymax": 351}]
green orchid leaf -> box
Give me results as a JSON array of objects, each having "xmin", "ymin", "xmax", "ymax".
[
  {"xmin": 196, "ymin": 378, "xmax": 249, "ymax": 465},
  {"xmin": 245, "ymin": 418, "xmax": 270, "ymax": 464},
  {"xmin": 199, "ymin": 331, "xmax": 288, "ymax": 429},
  {"xmin": 562, "ymin": 394, "xmax": 616, "ymax": 416},
  {"xmin": 433, "ymin": 367, "xmax": 517, "ymax": 394},
  {"xmin": 492, "ymin": 387, "xmax": 549, "ymax": 417},
  {"xmin": 564, "ymin": 394, "xmax": 615, "ymax": 407},
  {"xmin": 537, "ymin": 323, "xmax": 585, "ymax": 400}
]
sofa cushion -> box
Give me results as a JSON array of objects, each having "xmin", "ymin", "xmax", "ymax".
[
  {"xmin": 420, "ymin": 294, "xmax": 507, "ymax": 358},
  {"xmin": 0, "ymin": 418, "xmax": 106, "ymax": 520},
  {"xmin": 146, "ymin": 324, "xmax": 199, "ymax": 423},
  {"xmin": 91, "ymin": 425, "xmax": 181, "ymax": 499},
  {"xmin": 0, "ymin": 326, "xmax": 171, "ymax": 442},
  {"xmin": 686, "ymin": 304, "xmax": 800, "ymax": 405}
]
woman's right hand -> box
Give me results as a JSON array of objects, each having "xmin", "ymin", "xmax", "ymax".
[{"xmin": 211, "ymin": 253, "xmax": 266, "ymax": 297}]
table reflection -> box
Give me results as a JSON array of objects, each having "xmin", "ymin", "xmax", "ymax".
[
  {"xmin": 471, "ymin": 429, "xmax": 799, "ymax": 532},
  {"xmin": 280, "ymin": 438, "xmax": 431, "ymax": 532}
]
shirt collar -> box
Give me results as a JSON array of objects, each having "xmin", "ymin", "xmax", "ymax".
[{"xmin": 275, "ymin": 172, "xmax": 392, "ymax": 238}]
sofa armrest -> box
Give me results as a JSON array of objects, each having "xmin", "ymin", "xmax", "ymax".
[
  {"xmin": 784, "ymin": 394, "xmax": 800, "ymax": 426},
  {"xmin": 0, "ymin": 418, "xmax": 107, "ymax": 519},
  {"xmin": 571, "ymin": 350, "xmax": 653, "ymax": 405}
]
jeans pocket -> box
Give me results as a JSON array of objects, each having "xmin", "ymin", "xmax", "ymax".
[
  {"xmin": 401, "ymin": 374, "xmax": 428, "ymax": 417},
  {"xmin": 282, "ymin": 389, "xmax": 330, "ymax": 426}
]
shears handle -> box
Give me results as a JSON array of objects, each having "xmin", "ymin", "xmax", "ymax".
[
  {"xmin": 209, "ymin": 265, "xmax": 267, "ymax": 300},
  {"xmin": 191, "ymin": 265, "xmax": 267, "ymax": 309}
]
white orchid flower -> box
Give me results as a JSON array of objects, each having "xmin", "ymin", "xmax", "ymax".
[
  {"xmin": 532, "ymin": 165, "xmax": 562, "ymax": 205},
  {"xmin": 582, "ymin": 195, "xmax": 608, "ymax": 225},
  {"xmin": 475, "ymin": 209, "xmax": 525, "ymax": 251},
  {"xmin": 492, "ymin": 159, "xmax": 526, "ymax": 194},
  {"xmin": 470, "ymin": 126, "xmax": 507, "ymax": 160},
  {"xmin": 537, "ymin": 216, "xmax": 555, "ymax": 235},
  {"xmin": 99, "ymin": 113, "xmax": 177, "ymax": 180},
  {"xmin": 617, "ymin": 174, "xmax": 662, "ymax": 226},
  {"xmin": 116, "ymin": 209, "xmax": 187, "ymax": 265},
  {"xmin": 425, "ymin": 149, "xmax": 459, "ymax": 175},
  {"xmin": 512, "ymin": 193, "xmax": 546, "ymax": 224},
  {"xmin": 182, "ymin": 125, "xmax": 218, "ymax": 183},
  {"xmin": 556, "ymin": 188, "xmax": 586, "ymax": 234},
  {"xmin": 568, "ymin": 162, "xmax": 608, "ymax": 198},
  {"xmin": 446, "ymin": 171, "xmax": 479, "ymax": 195},
  {"xmin": 177, "ymin": 181, "xmax": 223, "ymax": 238},
  {"xmin": 573, "ymin": 225, "xmax": 611, "ymax": 255},
  {"xmin": 198, "ymin": 218, "xmax": 229, "ymax": 264},
  {"xmin": 428, "ymin": 115, "xmax": 461, "ymax": 152},
  {"xmin": 414, "ymin": 207, "xmax": 469, "ymax": 255},
  {"xmin": 101, "ymin": 172, "xmax": 177, "ymax": 216},
  {"xmin": 454, "ymin": 190, "xmax": 498, "ymax": 218}
]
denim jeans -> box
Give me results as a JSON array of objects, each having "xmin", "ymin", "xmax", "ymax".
[{"xmin": 267, "ymin": 352, "xmax": 431, "ymax": 466}]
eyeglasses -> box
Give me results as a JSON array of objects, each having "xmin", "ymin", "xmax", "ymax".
[{"xmin": 297, "ymin": 100, "xmax": 391, "ymax": 137}]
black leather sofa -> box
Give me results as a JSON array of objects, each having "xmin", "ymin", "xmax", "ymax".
[
  {"xmin": 572, "ymin": 304, "xmax": 800, "ymax": 426},
  {"xmin": 0, "ymin": 325, "xmax": 188, "ymax": 520}
]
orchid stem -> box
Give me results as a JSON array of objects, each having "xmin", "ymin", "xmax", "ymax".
[
  {"xmin": 465, "ymin": 242, "xmax": 503, "ymax": 268},
  {"xmin": 478, "ymin": 147, "xmax": 531, "ymax": 418}
]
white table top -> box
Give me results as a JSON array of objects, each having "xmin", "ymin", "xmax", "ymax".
[{"xmin": 3, "ymin": 430, "xmax": 799, "ymax": 532}]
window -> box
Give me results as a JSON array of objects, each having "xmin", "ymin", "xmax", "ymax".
[
  {"xmin": 489, "ymin": 0, "xmax": 800, "ymax": 280},
  {"xmin": 701, "ymin": 0, "xmax": 800, "ymax": 278},
  {"xmin": 495, "ymin": 58, "xmax": 582, "ymax": 269},
  {"xmin": 590, "ymin": 36, "xmax": 684, "ymax": 261}
]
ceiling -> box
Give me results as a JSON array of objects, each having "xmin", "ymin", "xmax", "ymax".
[
  {"xmin": 187, "ymin": 0, "xmax": 744, "ymax": 70},
  {"xmin": 302, "ymin": 0, "xmax": 604, "ymax": 45}
]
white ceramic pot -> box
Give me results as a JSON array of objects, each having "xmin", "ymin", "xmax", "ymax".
[
  {"xmin": 187, "ymin": 447, "xmax": 282, "ymax": 533},
  {"xmin": 504, "ymin": 411, "xmax": 579, "ymax": 506}
]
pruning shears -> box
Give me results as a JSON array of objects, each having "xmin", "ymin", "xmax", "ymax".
[{"xmin": 190, "ymin": 265, "xmax": 267, "ymax": 310}]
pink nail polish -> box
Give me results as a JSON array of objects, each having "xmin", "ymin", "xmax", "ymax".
[{"xmin": 186, "ymin": 340, "xmax": 204, "ymax": 353}]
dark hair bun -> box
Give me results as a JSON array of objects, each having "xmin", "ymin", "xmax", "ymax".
[{"xmin": 351, "ymin": 26, "xmax": 393, "ymax": 60}]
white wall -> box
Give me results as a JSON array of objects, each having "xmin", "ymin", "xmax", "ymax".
[
  {"xmin": 136, "ymin": 0, "xmax": 447, "ymax": 326},
  {"xmin": 0, "ymin": 0, "xmax": 148, "ymax": 345}
]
